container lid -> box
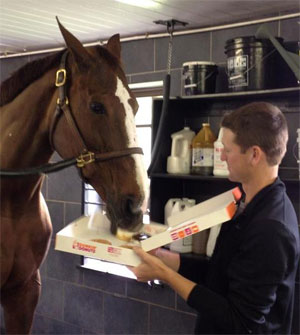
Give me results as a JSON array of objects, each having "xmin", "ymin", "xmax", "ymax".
[
  {"xmin": 225, "ymin": 35, "xmax": 284, "ymax": 51},
  {"xmin": 183, "ymin": 61, "xmax": 217, "ymax": 66}
]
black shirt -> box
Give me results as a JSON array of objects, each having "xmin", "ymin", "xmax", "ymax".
[{"xmin": 179, "ymin": 178, "xmax": 300, "ymax": 334}]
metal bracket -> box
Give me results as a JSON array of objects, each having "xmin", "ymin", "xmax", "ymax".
[{"xmin": 153, "ymin": 19, "xmax": 188, "ymax": 34}]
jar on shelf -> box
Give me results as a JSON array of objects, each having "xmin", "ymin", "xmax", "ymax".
[{"xmin": 191, "ymin": 123, "xmax": 216, "ymax": 175}]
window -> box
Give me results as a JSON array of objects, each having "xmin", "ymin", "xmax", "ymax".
[{"xmin": 82, "ymin": 81, "xmax": 163, "ymax": 278}]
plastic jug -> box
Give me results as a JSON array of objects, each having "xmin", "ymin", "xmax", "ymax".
[
  {"xmin": 167, "ymin": 127, "xmax": 195, "ymax": 174},
  {"xmin": 206, "ymin": 223, "xmax": 222, "ymax": 257},
  {"xmin": 192, "ymin": 123, "xmax": 216, "ymax": 175},
  {"xmin": 213, "ymin": 127, "xmax": 229, "ymax": 176},
  {"xmin": 164, "ymin": 198, "xmax": 182, "ymax": 225},
  {"xmin": 165, "ymin": 197, "xmax": 196, "ymax": 253}
]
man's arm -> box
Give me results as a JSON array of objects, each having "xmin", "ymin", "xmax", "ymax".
[{"xmin": 129, "ymin": 247, "xmax": 197, "ymax": 301}]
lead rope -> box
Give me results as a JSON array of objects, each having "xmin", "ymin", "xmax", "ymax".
[
  {"xmin": 167, "ymin": 23, "xmax": 174, "ymax": 75},
  {"xmin": 147, "ymin": 20, "xmax": 186, "ymax": 176}
]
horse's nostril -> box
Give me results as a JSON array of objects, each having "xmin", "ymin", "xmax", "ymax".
[{"xmin": 125, "ymin": 196, "xmax": 141, "ymax": 215}]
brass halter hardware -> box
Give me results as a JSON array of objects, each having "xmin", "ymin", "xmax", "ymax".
[
  {"xmin": 55, "ymin": 69, "xmax": 67, "ymax": 87},
  {"xmin": 76, "ymin": 152, "xmax": 95, "ymax": 168}
]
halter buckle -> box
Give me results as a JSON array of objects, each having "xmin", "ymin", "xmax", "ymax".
[
  {"xmin": 76, "ymin": 152, "xmax": 95, "ymax": 168},
  {"xmin": 56, "ymin": 96, "xmax": 69, "ymax": 106},
  {"xmin": 55, "ymin": 69, "xmax": 67, "ymax": 87}
]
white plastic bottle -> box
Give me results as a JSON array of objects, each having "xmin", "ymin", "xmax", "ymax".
[
  {"xmin": 169, "ymin": 198, "xmax": 195, "ymax": 253},
  {"xmin": 167, "ymin": 127, "xmax": 195, "ymax": 174},
  {"xmin": 213, "ymin": 127, "xmax": 229, "ymax": 176}
]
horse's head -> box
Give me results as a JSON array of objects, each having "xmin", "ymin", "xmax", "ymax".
[{"xmin": 52, "ymin": 19, "xmax": 149, "ymax": 234}]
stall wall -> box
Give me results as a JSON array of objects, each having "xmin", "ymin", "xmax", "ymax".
[{"xmin": 0, "ymin": 16, "xmax": 299, "ymax": 334}]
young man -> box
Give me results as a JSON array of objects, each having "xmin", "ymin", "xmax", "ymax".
[{"xmin": 129, "ymin": 102, "xmax": 300, "ymax": 334}]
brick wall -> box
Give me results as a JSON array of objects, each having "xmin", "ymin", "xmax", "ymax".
[{"xmin": 0, "ymin": 16, "xmax": 299, "ymax": 334}]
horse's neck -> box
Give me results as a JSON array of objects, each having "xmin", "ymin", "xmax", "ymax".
[
  {"xmin": 0, "ymin": 68, "xmax": 57, "ymax": 209},
  {"xmin": 1, "ymin": 68, "xmax": 57, "ymax": 169}
]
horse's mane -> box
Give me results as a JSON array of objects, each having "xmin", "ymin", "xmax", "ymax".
[
  {"xmin": 0, "ymin": 45, "xmax": 120, "ymax": 107},
  {"xmin": 0, "ymin": 51, "xmax": 64, "ymax": 107}
]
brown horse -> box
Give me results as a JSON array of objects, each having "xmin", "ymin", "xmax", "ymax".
[{"xmin": 0, "ymin": 19, "xmax": 148, "ymax": 334}]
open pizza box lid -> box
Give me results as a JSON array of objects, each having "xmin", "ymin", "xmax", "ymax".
[{"xmin": 55, "ymin": 187, "xmax": 241, "ymax": 266}]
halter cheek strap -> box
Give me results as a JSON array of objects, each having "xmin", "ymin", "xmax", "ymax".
[{"xmin": 49, "ymin": 51, "xmax": 143, "ymax": 169}]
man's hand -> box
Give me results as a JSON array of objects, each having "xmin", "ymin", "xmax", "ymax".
[
  {"xmin": 128, "ymin": 246, "xmax": 197, "ymax": 301},
  {"xmin": 128, "ymin": 247, "xmax": 172, "ymax": 283}
]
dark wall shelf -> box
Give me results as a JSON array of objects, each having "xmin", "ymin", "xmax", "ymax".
[{"xmin": 149, "ymin": 87, "xmax": 300, "ymax": 224}]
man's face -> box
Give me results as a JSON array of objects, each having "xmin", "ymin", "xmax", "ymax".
[{"xmin": 221, "ymin": 128, "xmax": 251, "ymax": 184}]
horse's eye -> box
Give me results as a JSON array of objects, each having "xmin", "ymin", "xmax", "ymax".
[{"xmin": 90, "ymin": 102, "xmax": 106, "ymax": 115}]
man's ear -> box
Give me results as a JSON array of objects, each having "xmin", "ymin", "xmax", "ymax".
[{"xmin": 250, "ymin": 146, "xmax": 263, "ymax": 165}]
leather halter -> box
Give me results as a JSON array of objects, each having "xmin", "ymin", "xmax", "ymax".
[{"xmin": 49, "ymin": 51, "xmax": 143, "ymax": 169}]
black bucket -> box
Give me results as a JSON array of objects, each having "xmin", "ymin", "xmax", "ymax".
[
  {"xmin": 182, "ymin": 61, "xmax": 218, "ymax": 95},
  {"xmin": 225, "ymin": 36, "xmax": 283, "ymax": 91}
]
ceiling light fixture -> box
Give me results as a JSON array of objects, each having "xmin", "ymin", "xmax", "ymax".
[{"xmin": 115, "ymin": 0, "xmax": 158, "ymax": 8}]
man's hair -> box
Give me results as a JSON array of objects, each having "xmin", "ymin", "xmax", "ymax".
[{"xmin": 221, "ymin": 102, "xmax": 288, "ymax": 166}]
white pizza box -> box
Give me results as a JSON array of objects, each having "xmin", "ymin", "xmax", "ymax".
[{"xmin": 55, "ymin": 187, "xmax": 241, "ymax": 266}]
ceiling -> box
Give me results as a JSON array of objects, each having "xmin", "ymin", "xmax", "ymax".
[{"xmin": 0, "ymin": 0, "xmax": 299, "ymax": 56}]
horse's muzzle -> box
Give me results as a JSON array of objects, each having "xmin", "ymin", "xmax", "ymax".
[{"xmin": 107, "ymin": 194, "xmax": 144, "ymax": 235}]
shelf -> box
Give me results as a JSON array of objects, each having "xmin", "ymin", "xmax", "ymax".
[
  {"xmin": 153, "ymin": 86, "xmax": 300, "ymax": 102},
  {"xmin": 151, "ymin": 172, "xmax": 300, "ymax": 183},
  {"xmin": 151, "ymin": 173, "xmax": 233, "ymax": 182}
]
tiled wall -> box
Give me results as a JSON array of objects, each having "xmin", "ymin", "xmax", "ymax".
[{"xmin": 1, "ymin": 16, "xmax": 299, "ymax": 334}]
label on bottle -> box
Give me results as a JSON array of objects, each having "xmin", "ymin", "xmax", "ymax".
[
  {"xmin": 214, "ymin": 146, "xmax": 228, "ymax": 170},
  {"xmin": 192, "ymin": 148, "xmax": 214, "ymax": 167}
]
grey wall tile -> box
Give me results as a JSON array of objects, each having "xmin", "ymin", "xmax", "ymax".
[
  {"xmin": 122, "ymin": 39, "xmax": 155, "ymax": 74},
  {"xmin": 32, "ymin": 314, "xmax": 49, "ymax": 334},
  {"xmin": 50, "ymin": 152, "xmax": 63, "ymax": 163},
  {"xmin": 103, "ymin": 294, "xmax": 148, "ymax": 334},
  {"xmin": 47, "ymin": 318, "xmax": 82, "ymax": 334},
  {"xmin": 149, "ymin": 305, "xmax": 196, "ymax": 334},
  {"xmin": 215, "ymin": 65, "xmax": 229, "ymax": 93},
  {"xmin": 176, "ymin": 294, "xmax": 196, "ymax": 314},
  {"xmin": 130, "ymin": 69, "xmax": 182, "ymax": 97},
  {"xmin": 41, "ymin": 176, "xmax": 48, "ymax": 198},
  {"xmin": 0, "ymin": 56, "xmax": 30, "ymax": 83},
  {"xmin": 47, "ymin": 201, "xmax": 64, "ymax": 234},
  {"xmin": 155, "ymin": 33, "xmax": 211, "ymax": 71},
  {"xmin": 83, "ymin": 269, "xmax": 126, "ymax": 295},
  {"xmin": 292, "ymin": 282, "xmax": 300, "ymax": 335},
  {"xmin": 127, "ymin": 280, "xmax": 175, "ymax": 308},
  {"xmin": 40, "ymin": 259, "xmax": 47, "ymax": 278},
  {"xmin": 28, "ymin": 52, "xmax": 55, "ymax": 63},
  {"xmin": 280, "ymin": 17, "xmax": 300, "ymax": 41},
  {"xmin": 130, "ymin": 70, "xmax": 165, "ymax": 84},
  {"xmin": 65, "ymin": 202, "xmax": 83, "ymax": 225},
  {"xmin": 46, "ymin": 240, "xmax": 83, "ymax": 283},
  {"xmin": 212, "ymin": 21, "xmax": 278, "ymax": 63},
  {"xmin": 47, "ymin": 167, "xmax": 82, "ymax": 202},
  {"xmin": 281, "ymin": 111, "xmax": 300, "ymax": 168},
  {"xmin": 64, "ymin": 283, "xmax": 103, "ymax": 332},
  {"xmin": 36, "ymin": 278, "xmax": 64, "ymax": 320}
]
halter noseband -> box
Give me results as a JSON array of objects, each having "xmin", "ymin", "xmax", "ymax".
[{"xmin": 49, "ymin": 51, "xmax": 143, "ymax": 169}]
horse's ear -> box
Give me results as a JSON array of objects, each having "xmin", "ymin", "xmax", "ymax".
[
  {"xmin": 56, "ymin": 17, "xmax": 91, "ymax": 69},
  {"xmin": 106, "ymin": 34, "xmax": 121, "ymax": 59}
]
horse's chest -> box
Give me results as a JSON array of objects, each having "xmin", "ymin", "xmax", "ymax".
[{"xmin": 0, "ymin": 212, "xmax": 52, "ymax": 289}]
